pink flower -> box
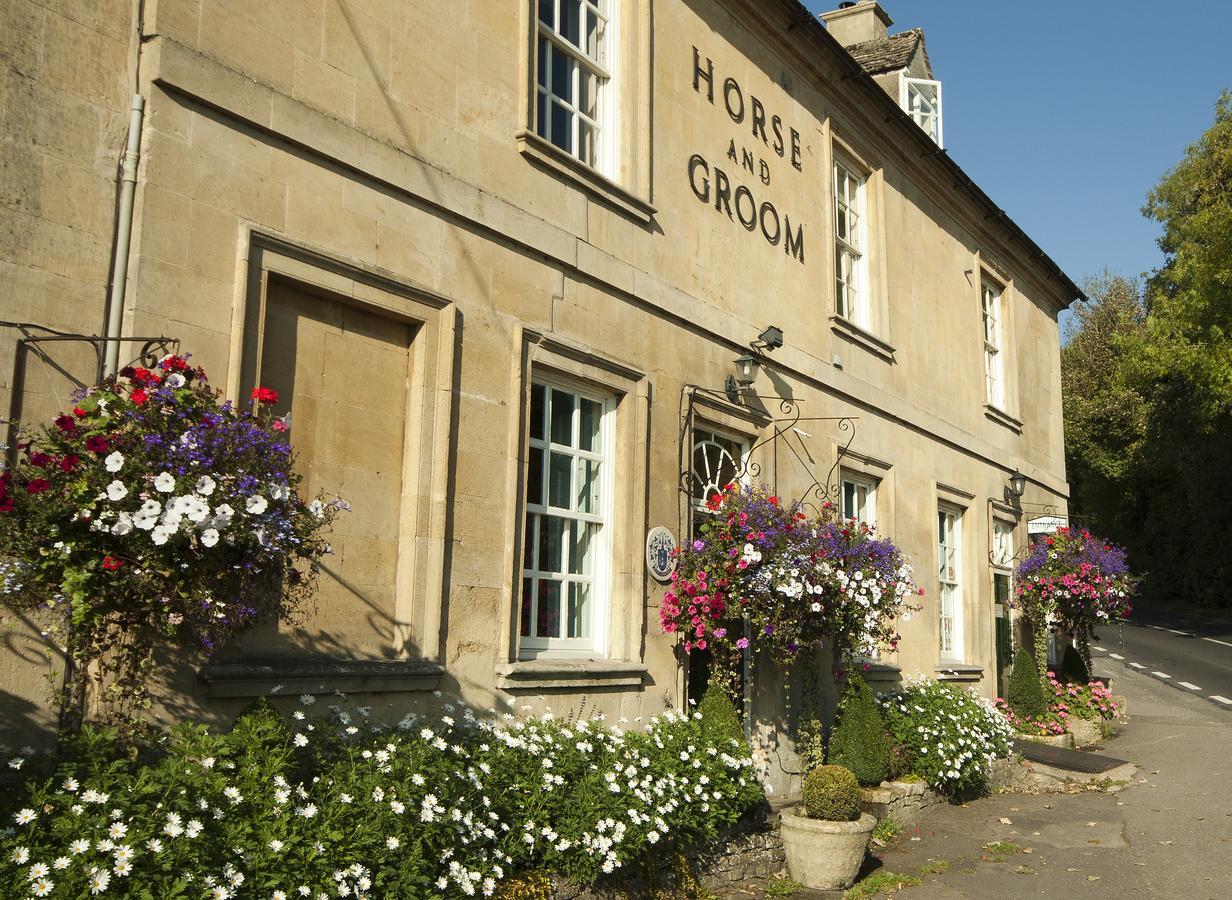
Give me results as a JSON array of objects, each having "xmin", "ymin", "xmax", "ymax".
[{"xmin": 735, "ymin": 637, "xmax": 749, "ymax": 650}]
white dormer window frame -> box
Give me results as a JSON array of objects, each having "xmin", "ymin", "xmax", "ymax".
[{"xmin": 901, "ymin": 76, "xmax": 943, "ymax": 148}]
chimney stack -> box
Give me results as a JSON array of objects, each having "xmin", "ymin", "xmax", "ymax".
[{"xmin": 819, "ymin": 1, "xmax": 893, "ymax": 47}]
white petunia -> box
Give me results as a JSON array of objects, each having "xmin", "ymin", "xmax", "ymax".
[
  {"xmin": 104, "ymin": 451, "xmax": 125, "ymax": 473},
  {"xmin": 195, "ymin": 475, "xmax": 216, "ymax": 496},
  {"xmin": 110, "ymin": 513, "xmax": 134, "ymax": 536},
  {"xmin": 153, "ymin": 472, "xmax": 176, "ymax": 493},
  {"xmin": 269, "ymin": 483, "xmax": 290, "ymax": 501},
  {"xmin": 245, "ymin": 495, "xmax": 268, "ymax": 515},
  {"xmin": 200, "ymin": 529, "xmax": 220, "ymax": 548},
  {"xmin": 164, "ymin": 373, "xmax": 186, "ymax": 389},
  {"xmin": 151, "ymin": 526, "xmax": 171, "ymax": 546},
  {"xmin": 106, "ymin": 480, "xmax": 128, "ymax": 501}
]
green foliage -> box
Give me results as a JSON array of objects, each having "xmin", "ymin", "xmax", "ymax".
[
  {"xmin": 697, "ymin": 684, "xmax": 742, "ymax": 744},
  {"xmin": 879, "ymin": 680, "xmax": 1013, "ymax": 797},
  {"xmin": 1059, "ymin": 643, "xmax": 1090, "ymax": 685},
  {"xmin": 1063, "ymin": 95, "xmax": 1232, "ymax": 608},
  {"xmin": 0, "ymin": 705, "xmax": 764, "ymax": 897},
  {"xmin": 827, "ymin": 672, "xmax": 892, "ymax": 787},
  {"xmin": 843, "ymin": 870, "xmax": 924, "ymax": 898},
  {"xmin": 1007, "ymin": 650, "xmax": 1047, "ymax": 720},
  {"xmin": 801, "ymin": 765, "xmax": 862, "ymax": 822},
  {"xmin": 763, "ymin": 876, "xmax": 805, "ymax": 896},
  {"xmin": 871, "ymin": 817, "xmax": 900, "ymax": 843}
]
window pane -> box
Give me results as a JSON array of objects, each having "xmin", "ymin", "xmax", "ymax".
[
  {"xmin": 537, "ymin": 580, "xmax": 562, "ymax": 639},
  {"xmin": 579, "ymin": 70, "xmax": 598, "ymax": 119},
  {"xmin": 537, "ymin": 37, "xmax": 550, "ymax": 91},
  {"xmin": 530, "ymin": 383, "xmax": 546, "ymax": 441},
  {"xmin": 527, "ymin": 447, "xmax": 544, "ymax": 506},
  {"xmin": 521, "ymin": 578, "xmax": 534, "ymax": 636},
  {"xmin": 536, "ymin": 91, "xmax": 549, "ymax": 141},
  {"xmin": 584, "ymin": 6, "xmax": 599, "ymax": 58},
  {"xmin": 560, "ymin": 0, "xmax": 581, "ymax": 45},
  {"xmin": 550, "ymin": 388, "xmax": 574, "ymax": 445},
  {"xmin": 576, "ymin": 458, "xmax": 600, "ymax": 514},
  {"xmin": 551, "ymin": 50, "xmax": 572, "ymax": 103},
  {"xmin": 523, "ymin": 513, "xmax": 537, "ymax": 568},
  {"xmin": 567, "ymin": 582, "xmax": 591, "ymax": 639},
  {"xmin": 579, "ymin": 398, "xmax": 600, "ymax": 451},
  {"xmin": 539, "ymin": 514, "xmax": 565, "ymax": 572},
  {"xmin": 538, "ymin": 0, "xmax": 554, "ymax": 27},
  {"xmin": 548, "ymin": 451, "xmax": 572, "ymax": 508},
  {"xmin": 570, "ymin": 521, "xmax": 598, "ymax": 575}
]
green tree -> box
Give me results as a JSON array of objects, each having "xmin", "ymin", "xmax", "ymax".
[
  {"xmin": 1063, "ymin": 93, "xmax": 1232, "ymax": 607},
  {"xmin": 1007, "ymin": 649, "xmax": 1046, "ymax": 721}
]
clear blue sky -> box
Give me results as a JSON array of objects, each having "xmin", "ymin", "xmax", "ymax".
[{"xmin": 805, "ymin": 0, "xmax": 1232, "ymax": 297}]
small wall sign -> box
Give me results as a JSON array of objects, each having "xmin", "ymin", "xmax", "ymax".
[{"xmin": 645, "ymin": 526, "xmax": 678, "ymax": 582}]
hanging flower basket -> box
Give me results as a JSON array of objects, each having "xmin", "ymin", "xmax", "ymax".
[{"xmin": 0, "ymin": 355, "xmax": 344, "ymax": 737}]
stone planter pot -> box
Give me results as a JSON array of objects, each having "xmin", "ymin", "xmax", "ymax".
[
  {"xmin": 1018, "ymin": 732, "xmax": 1074, "ymax": 749},
  {"xmin": 780, "ymin": 807, "xmax": 876, "ymax": 891},
  {"xmin": 1066, "ymin": 716, "xmax": 1103, "ymax": 748}
]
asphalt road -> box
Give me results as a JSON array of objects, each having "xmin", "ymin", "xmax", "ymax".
[{"xmin": 1093, "ymin": 610, "xmax": 1232, "ymax": 712}]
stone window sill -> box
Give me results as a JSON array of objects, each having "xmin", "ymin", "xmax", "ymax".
[
  {"xmin": 496, "ymin": 659, "xmax": 647, "ymax": 691},
  {"xmin": 199, "ymin": 659, "xmax": 445, "ymax": 699},
  {"xmin": 984, "ymin": 404, "xmax": 1024, "ymax": 434},
  {"xmin": 829, "ymin": 316, "xmax": 896, "ymax": 363},
  {"xmin": 935, "ymin": 664, "xmax": 984, "ymax": 683},
  {"xmin": 855, "ymin": 662, "xmax": 902, "ymax": 683},
  {"xmin": 516, "ymin": 130, "xmax": 655, "ymax": 224}
]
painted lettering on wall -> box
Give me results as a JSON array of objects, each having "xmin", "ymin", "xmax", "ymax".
[{"xmin": 689, "ymin": 47, "xmax": 806, "ymax": 263}]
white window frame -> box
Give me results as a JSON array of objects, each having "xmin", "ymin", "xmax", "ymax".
[
  {"xmin": 840, "ymin": 471, "xmax": 877, "ymax": 528},
  {"xmin": 938, "ymin": 505, "xmax": 963, "ymax": 661},
  {"xmin": 981, "ymin": 280, "xmax": 1005, "ymax": 410},
  {"xmin": 519, "ymin": 377, "xmax": 616, "ymax": 658},
  {"xmin": 833, "ymin": 160, "xmax": 870, "ymax": 330},
  {"xmin": 534, "ymin": 0, "xmax": 619, "ymax": 176},
  {"xmin": 900, "ymin": 77, "xmax": 943, "ymax": 147},
  {"xmin": 689, "ymin": 427, "xmax": 749, "ymax": 517}
]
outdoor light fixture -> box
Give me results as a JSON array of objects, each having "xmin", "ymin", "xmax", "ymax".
[
  {"xmin": 1006, "ymin": 470, "xmax": 1027, "ymax": 502},
  {"xmin": 751, "ymin": 325, "xmax": 784, "ymax": 352},
  {"xmin": 725, "ymin": 353, "xmax": 761, "ymax": 402}
]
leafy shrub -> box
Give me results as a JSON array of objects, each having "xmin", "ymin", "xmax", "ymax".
[
  {"xmin": 697, "ymin": 684, "xmax": 742, "ymax": 743},
  {"xmin": 1006, "ymin": 650, "xmax": 1047, "ymax": 720},
  {"xmin": 879, "ymin": 680, "xmax": 1014, "ymax": 796},
  {"xmin": 1059, "ymin": 643, "xmax": 1090, "ymax": 684},
  {"xmin": 0, "ymin": 701, "xmax": 763, "ymax": 898},
  {"xmin": 827, "ymin": 672, "xmax": 892, "ymax": 787},
  {"xmin": 801, "ymin": 765, "xmax": 861, "ymax": 821}
]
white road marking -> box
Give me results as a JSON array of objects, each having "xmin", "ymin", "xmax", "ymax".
[
  {"xmin": 1179, "ymin": 682, "xmax": 1201, "ymax": 691},
  {"xmin": 1151, "ymin": 671, "xmax": 1171, "ymax": 679},
  {"xmin": 1168, "ymin": 629, "xmax": 1190, "ymax": 636},
  {"xmin": 1109, "ymin": 653, "xmax": 1125, "ymax": 660},
  {"xmin": 1092, "ymin": 645, "xmax": 1108, "ymax": 652},
  {"xmin": 1211, "ymin": 695, "xmax": 1232, "ymax": 706},
  {"xmin": 1129, "ymin": 662, "xmax": 1146, "ymax": 669},
  {"xmin": 1201, "ymin": 637, "xmax": 1232, "ymax": 649}
]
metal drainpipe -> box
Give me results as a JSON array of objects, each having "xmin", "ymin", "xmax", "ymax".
[{"xmin": 102, "ymin": 94, "xmax": 145, "ymax": 379}]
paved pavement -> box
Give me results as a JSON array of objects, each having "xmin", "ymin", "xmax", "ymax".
[
  {"xmin": 729, "ymin": 655, "xmax": 1232, "ymax": 899},
  {"xmin": 1092, "ymin": 611, "xmax": 1232, "ymax": 711}
]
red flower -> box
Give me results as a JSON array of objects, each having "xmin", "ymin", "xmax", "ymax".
[
  {"xmin": 59, "ymin": 454, "xmax": 80, "ymax": 472},
  {"xmin": 0, "ymin": 497, "xmax": 12, "ymax": 513},
  {"xmin": 85, "ymin": 436, "xmax": 110, "ymax": 453},
  {"xmin": 26, "ymin": 479, "xmax": 50, "ymax": 494},
  {"xmin": 131, "ymin": 388, "xmax": 149, "ymax": 406},
  {"xmin": 101, "ymin": 556, "xmax": 123, "ymax": 571},
  {"xmin": 251, "ymin": 386, "xmax": 279, "ymax": 404},
  {"xmin": 29, "ymin": 452, "xmax": 53, "ymax": 468},
  {"xmin": 54, "ymin": 415, "xmax": 76, "ymax": 433},
  {"xmin": 73, "ymin": 406, "xmax": 88, "ymax": 418},
  {"xmin": 161, "ymin": 355, "xmax": 189, "ymax": 371}
]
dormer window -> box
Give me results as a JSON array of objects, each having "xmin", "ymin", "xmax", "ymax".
[{"xmin": 902, "ymin": 77, "xmax": 942, "ymax": 146}]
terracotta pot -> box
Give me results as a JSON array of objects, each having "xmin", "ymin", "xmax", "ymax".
[{"xmin": 780, "ymin": 807, "xmax": 876, "ymax": 890}]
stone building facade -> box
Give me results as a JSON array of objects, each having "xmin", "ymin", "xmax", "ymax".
[{"xmin": 0, "ymin": 0, "xmax": 1077, "ymax": 784}]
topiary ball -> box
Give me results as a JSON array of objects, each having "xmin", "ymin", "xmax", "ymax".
[
  {"xmin": 827, "ymin": 671, "xmax": 893, "ymax": 786},
  {"xmin": 801, "ymin": 764, "xmax": 862, "ymax": 821},
  {"xmin": 1007, "ymin": 648, "xmax": 1047, "ymax": 720},
  {"xmin": 697, "ymin": 683, "xmax": 743, "ymax": 744}
]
